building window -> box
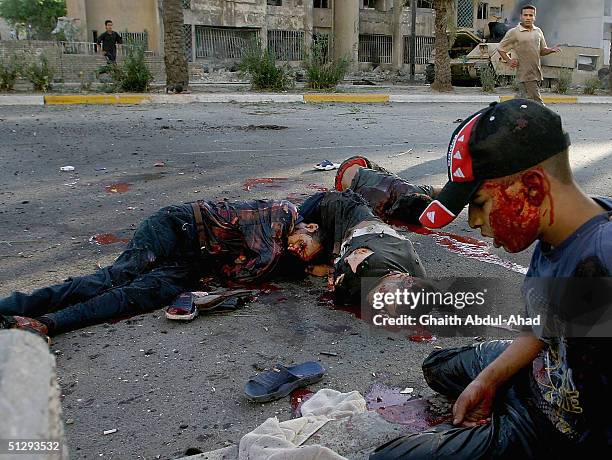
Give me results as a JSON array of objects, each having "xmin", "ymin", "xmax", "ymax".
[
  {"xmin": 268, "ymin": 30, "xmax": 304, "ymax": 61},
  {"xmin": 195, "ymin": 26, "xmax": 258, "ymax": 59},
  {"xmin": 267, "ymin": 0, "xmax": 282, "ymax": 5},
  {"xmin": 404, "ymin": 0, "xmax": 433, "ymax": 7},
  {"xmin": 457, "ymin": 0, "xmax": 474, "ymax": 28},
  {"xmin": 184, "ymin": 24, "xmax": 193, "ymax": 62},
  {"xmin": 477, "ymin": 3, "xmax": 489, "ymax": 20},
  {"xmin": 363, "ymin": 0, "xmax": 376, "ymax": 9},
  {"xmin": 181, "ymin": 0, "xmax": 191, "ymax": 9},
  {"xmin": 605, "ymin": 0, "xmax": 612, "ymax": 16},
  {"xmin": 314, "ymin": 0, "xmax": 329, "ymax": 8},
  {"xmin": 577, "ymin": 55, "xmax": 598, "ymax": 71},
  {"xmin": 403, "ymin": 35, "xmax": 435, "ymax": 64},
  {"xmin": 358, "ymin": 34, "xmax": 392, "ymax": 64},
  {"xmin": 490, "ymin": 5, "xmax": 503, "ymax": 19}
]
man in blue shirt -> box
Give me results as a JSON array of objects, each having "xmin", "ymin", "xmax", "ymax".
[{"xmin": 372, "ymin": 99, "xmax": 611, "ymax": 458}]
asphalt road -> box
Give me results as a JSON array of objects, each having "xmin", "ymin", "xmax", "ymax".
[{"xmin": 0, "ymin": 102, "xmax": 610, "ymax": 459}]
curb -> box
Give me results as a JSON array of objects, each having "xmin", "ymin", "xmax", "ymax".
[
  {"xmin": 2, "ymin": 93, "xmax": 612, "ymax": 106},
  {"xmin": 0, "ymin": 330, "xmax": 68, "ymax": 459},
  {"xmin": 45, "ymin": 94, "xmax": 150, "ymax": 105}
]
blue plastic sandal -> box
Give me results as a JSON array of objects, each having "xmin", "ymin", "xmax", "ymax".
[{"xmin": 244, "ymin": 361, "xmax": 326, "ymax": 402}]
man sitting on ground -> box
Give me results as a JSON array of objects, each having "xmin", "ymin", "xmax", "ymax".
[
  {"xmin": 371, "ymin": 99, "xmax": 612, "ymax": 458},
  {"xmin": 0, "ymin": 199, "xmax": 325, "ymax": 337}
]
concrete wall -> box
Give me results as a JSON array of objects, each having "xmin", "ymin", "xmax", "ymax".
[
  {"xmin": 0, "ymin": 40, "xmax": 165, "ymax": 84},
  {"xmin": 66, "ymin": 0, "xmax": 161, "ymax": 52},
  {"xmin": 185, "ymin": 0, "xmax": 267, "ymax": 28}
]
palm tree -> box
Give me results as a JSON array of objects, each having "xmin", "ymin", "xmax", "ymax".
[
  {"xmin": 431, "ymin": 0, "xmax": 453, "ymax": 91},
  {"xmin": 161, "ymin": 0, "xmax": 189, "ymax": 91}
]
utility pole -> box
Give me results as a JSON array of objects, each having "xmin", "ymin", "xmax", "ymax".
[{"xmin": 410, "ymin": 0, "xmax": 417, "ymax": 80}]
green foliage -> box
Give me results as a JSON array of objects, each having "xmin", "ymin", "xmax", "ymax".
[
  {"xmin": 303, "ymin": 40, "xmax": 348, "ymax": 90},
  {"xmin": 583, "ymin": 76, "xmax": 601, "ymax": 95},
  {"xmin": 24, "ymin": 54, "xmax": 54, "ymax": 91},
  {"xmin": 0, "ymin": 0, "xmax": 66, "ymax": 40},
  {"xmin": 479, "ymin": 64, "xmax": 497, "ymax": 93},
  {"xmin": 239, "ymin": 39, "xmax": 294, "ymax": 91},
  {"xmin": 97, "ymin": 46, "xmax": 153, "ymax": 92},
  {"xmin": 554, "ymin": 69, "xmax": 573, "ymax": 94},
  {"xmin": 0, "ymin": 54, "xmax": 21, "ymax": 91},
  {"xmin": 79, "ymin": 70, "xmax": 95, "ymax": 92},
  {"xmin": 120, "ymin": 46, "xmax": 154, "ymax": 92}
]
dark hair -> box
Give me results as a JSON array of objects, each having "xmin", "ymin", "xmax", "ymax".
[
  {"xmin": 105, "ymin": 20, "xmax": 113, "ymax": 25},
  {"xmin": 521, "ymin": 4, "xmax": 536, "ymax": 13}
]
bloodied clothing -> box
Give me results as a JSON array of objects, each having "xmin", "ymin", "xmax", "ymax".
[
  {"xmin": 0, "ymin": 200, "xmax": 297, "ymax": 334},
  {"xmin": 339, "ymin": 166, "xmax": 435, "ymax": 226},
  {"xmin": 371, "ymin": 341, "xmax": 572, "ymax": 460},
  {"xmin": 522, "ymin": 197, "xmax": 612, "ymax": 450},
  {"xmin": 300, "ymin": 190, "xmax": 426, "ymax": 304}
]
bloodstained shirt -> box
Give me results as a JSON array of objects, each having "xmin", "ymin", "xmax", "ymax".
[{"xmin": 193, "ymin": 199, "xmax": 298, "ymax": 283}]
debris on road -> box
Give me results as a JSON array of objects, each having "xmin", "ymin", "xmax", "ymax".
[
  {"xmin": 60, "ymin": 166, "xmax": 75, "ymax": 172},
  {"xmin": 389, "ymin": 149, "xmax": 413, "ymax": 158},
  {"xmin": 103, "ymin": 429, "xmax": 117, "ymax": 435}
]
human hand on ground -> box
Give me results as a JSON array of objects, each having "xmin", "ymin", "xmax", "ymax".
[{"xmin": 452, "ymin": 378, "xmax": 496, "ymax": 427}]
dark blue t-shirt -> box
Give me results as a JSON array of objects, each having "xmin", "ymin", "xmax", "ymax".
[{"xmin": 523, "ymin": 197, "xmax": 612, "ymax": 447}]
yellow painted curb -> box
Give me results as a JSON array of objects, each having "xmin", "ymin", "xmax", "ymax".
[
  {"xmin": 44, "ymin": 94, "xmax": 150, "ymax": 105},
  {"xmin": 304, "ymin": 93, "xmax": 389, "ymax": 103},
  {"xmin": 500, "ymin": 95, "xmax": 578, "ymax": 104}
]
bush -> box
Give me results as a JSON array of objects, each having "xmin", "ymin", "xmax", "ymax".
[
  {"xmin": 555, "ymin": 69, "xmax": 572, "ymax": 94},
  {"xmin": 96, "ymin": 46, "xmax": 153, "ymax": 92},
  {"xmin": 0, "ymin": 54, "xmax": 20, "ymax": 91},
  {"xmin": 479, "ymin": 64, "xmax": 497, "ymax": 93},
  {"xmin": 120, "ymin": 46, "xmax": 154, "ymax": 92},
  {"xmin": 303, "ymin": 40, "xmax": 348, "ymax": 90},
  {"xmin": 583, "ymin": 77, "xmax": 601, "ymax": 95},
  {"xmin": 239, "ymin": 39, "xmax": 293, "ymax": 91},
  {"xmin": 25, "ymin": 54, "xmax": 54, "ymax": 92}
]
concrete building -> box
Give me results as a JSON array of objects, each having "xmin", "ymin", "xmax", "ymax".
[
  {"xmin": 66, "ymin": 0, "xmax": 438, "ymax": 71},
  {"xmin": 62, "ymin": 1, "xmax": 612, "ymax": 69}
]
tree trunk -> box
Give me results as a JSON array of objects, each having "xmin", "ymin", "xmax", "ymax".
[
  {"xmin": 161, "ymin": 0, "xmax": 189, "ymax": 89},
  {"xmin": 432, "ymin": 0, "xmax": 452, "ymax": 92}
]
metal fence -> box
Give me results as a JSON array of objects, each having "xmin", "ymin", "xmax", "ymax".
[
  {"xmin": 195, "ymin": 26, "xmax": 258, "ymax": 59},
  {"xmin": 358, "ymin": 34, "xmax": 392, "ymax": 64},
  {"xmin": 457, "ymin": 0, "xmax": 474, "ymax": 28},
  {"xmin": 184, "ymin": 24, "xmax": 193, "ymax": 62},
  {"xmin": 25, "ymin": 40, "xmax": 157, "ymax": 57},
  {"xmin": 121, "ymin": 31, "xmax": 148, "ymax": 50},
  {"xmin": 403, "ymin": 35, "xmax": 435, "ymax": 64},
  {"xmin": 267, "ymin": 30, "xmax": 304, "ymax": 61}
]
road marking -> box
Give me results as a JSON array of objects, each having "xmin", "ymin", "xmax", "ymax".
[{"xmin": 44, "ymin": 95, "xmax": 151, "ymax": 105}]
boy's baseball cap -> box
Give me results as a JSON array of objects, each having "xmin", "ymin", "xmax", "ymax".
[{"xmin": 418, "ymin": 99, "xmax": 571, "ymax": 229}]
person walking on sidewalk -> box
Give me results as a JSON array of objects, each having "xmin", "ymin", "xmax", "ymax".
[
  {"xmin": 498, "ymin": 4, "xmax": 560, "ymax": 104},
  {"xmin": 96, "ymin": 20, "xmax": 123, "ymax": 64}
]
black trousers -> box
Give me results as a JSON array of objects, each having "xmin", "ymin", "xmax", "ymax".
[
  {"xmin": 0, "ymin": 205, "xmax": 204, "ymax": 334},
  {"xmin": 371, "ymin": 341, "xmax": 571, "ymax": 459}
]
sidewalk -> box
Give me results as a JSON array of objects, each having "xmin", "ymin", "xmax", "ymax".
[{"xmin": 2, "ymin": 87, "xmax": 612, "ymax": 106}]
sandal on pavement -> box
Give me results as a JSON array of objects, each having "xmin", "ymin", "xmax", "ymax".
[{"xmin": 244, "ymin": 361, "xmax": 326, "ymax": 403}]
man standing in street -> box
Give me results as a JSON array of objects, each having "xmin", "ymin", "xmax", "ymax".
[
  {"xmin": 498, "ymin": 4, "xmax": 561, "ymax": 104},
  {"xmin": 96, "ymin": 20, "xmax": 123, "ymax": 64}
]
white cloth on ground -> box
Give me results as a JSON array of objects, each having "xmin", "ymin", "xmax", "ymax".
[{"xmin": 238, "ymin": 389, "xmax": 366, "ymax": 460}]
